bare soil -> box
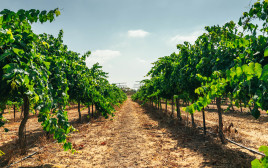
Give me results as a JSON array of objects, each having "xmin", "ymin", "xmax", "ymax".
[
  {"xmin": 0, "ymin": 98, "xmax": 263, "ymax": 167},
  {"xmin": 161, "ymin": 101, "xmax": 268, "ymax": 151}
]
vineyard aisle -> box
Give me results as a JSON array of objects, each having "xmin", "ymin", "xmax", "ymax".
[{"xmin": 17, "ymin": 98, "xmax": 253, "ymax": 167}]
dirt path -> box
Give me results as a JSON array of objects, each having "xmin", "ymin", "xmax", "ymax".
[
  {"xmin": 3, "ymin": 98, "xmax": 256, "ymax": 167},
  {"xmin": 100, "ymin": 98, "xmax": 201, "ymax": 167},
  {"xmin": 104, "ymin": 98, "xmax": 154, "ymax": 167}
]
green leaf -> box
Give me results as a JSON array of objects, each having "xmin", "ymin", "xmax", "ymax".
[
  {"xmin": 4, "ymin": 128, "xmax": 9, "ymax": 132},
  {"xmin": 251, "ymin": 159, "xmax": 262, "ymax": 168},
  {"xmin": 45, "ymin": 125, "xmax": 50, "ymax": 132},
  {"xmin": 3, "ymin": 63, "xmax": 14, "ymax": 72},
  {"xmin": 66, "ymin": 127, "xmax": 70, "ymax": 134},
  {"xmin": 0, "ymin": 16, "xmax": 3, "ymax": 28},
  {"xmin": 6, "ymin": 29, "xmax": 13, "ymax": 40},
  {"xmin": 55, "ymin": 9, "xmax": 61, "ymax": 17},
  {"xmin": 254, "ymin": 63, "xmax": 263, "ymax": 78},
  {"xmin": 264, "ymin": 47, "xmax": 268, "ymax": 57},
  {"xmin": 42, "ymin": 41, "xmax": 50, "ymax": 48},
  {"xmin": 249, "ymin": 62, "xmax": 255, "ymax": 74},
  {"xmin": 34, "ymin": 94, "xmax": 39, "ymax": 102},
  {"xmin": 251, "ymin": 106, "xmax": 261, "ymax": 119},
  {"xmin": 236, "ymin": 67, "xmax": 243, "ymax": 77},
  {"xmin": 238, "ymin": 18, "xmax": 242, "ymax": 26},
  {"xmin": 260, "ymin": 65, "xmax": 268, "ymax": 81},
  {"xmin": 242, "ymin": 64, "xmax": 249, "ymax": 73},
  {"xmin": 63, "ymin": 142, "xmax": 72, "ymax": 151},
  {"xmin": 259, "ymin": 146, "xmax": 268, "ymax": 156},
  {"xmin": 12, "ymin": 48, "xmax": 24, "ymax": 55},
  {"xmin": 0, "ymin": 51, "xmax": 11, "ymax": 62},
  {"xmin": 44, "ymin": 61, "xmax": 51, "ymax": 69},
  {"xmin": 24, "ymin": 75, "xmax": 29, "ymax": 85},
  {"xmin": 0, "ymin": 150, "xmax": 5, "ymax": 156}
]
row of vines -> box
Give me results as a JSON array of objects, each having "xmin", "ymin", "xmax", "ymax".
[
  {"xmin": 0, "ymin": 8, "xmax": 127, "ymax": 155},
  {"xmin": 132, "ymin": 0, "xmax": 268, "ymax": 167}
]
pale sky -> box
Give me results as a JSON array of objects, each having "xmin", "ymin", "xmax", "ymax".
[{"xmin": 0, "ymin": 0, "xmax": 253, "ymax": 88}]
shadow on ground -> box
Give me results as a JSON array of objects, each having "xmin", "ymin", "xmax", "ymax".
[
  {"xmin": 137, "ymin": 101, "xmax": 255, "ymax": 168},
  {"xmin": 0, "ymin": 110, "xmax": 100, "ymax": 167},
  {"xmin": 18, "ymin": 164, "xmax": 58, "ymax": 168}
]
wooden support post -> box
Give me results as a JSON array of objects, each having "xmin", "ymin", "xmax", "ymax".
[
  {"xmin": 216, "ymin": 97, "xmax": 226, "ymax": 144},
  {"xmin": 202, "ymin": 107, "xmax": 206, "ymax": 135}
]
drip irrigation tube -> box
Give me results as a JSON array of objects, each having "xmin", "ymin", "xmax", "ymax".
[
  {"xmin": 6, "ymin": 151, "xmax": 38, "ymax": 168},
  {"xmin": 5, "ymin": 140, "xmax": 57, "ymax": 168},
  {"xmin": 159, "ymin": 104, "xmax": 266, "ymax": 157},
  {"xmin": 197, "ymin": 126, "xmax": 265, "ymax": 157},
  {"xmin": 225, "ymin": 138, "xmax": 265, "ymax": 157}
]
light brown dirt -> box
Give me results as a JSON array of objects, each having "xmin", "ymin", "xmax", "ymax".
[
  {"xmin": 161, "ymin": 101, "xmax": 268, "ymax": 151},
  {"xmin": 0, "ymin": 98, "xmax": 259, "ymax": 167}
]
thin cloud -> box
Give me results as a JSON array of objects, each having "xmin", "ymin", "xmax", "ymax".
[
  {"xmin": 169, "ymin": 30, "xmax": 205, "ymax": 45},
  {"xmin": 136, "ymin": 57, "xmax": 148, "ymax": 64},
  {"xmin": 128, "ymin": 29, "xmax": 149, "ymax": 38},
  {"xmin": 86, "ymin": 50, "xmax": 121, "ymax": 67}
]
